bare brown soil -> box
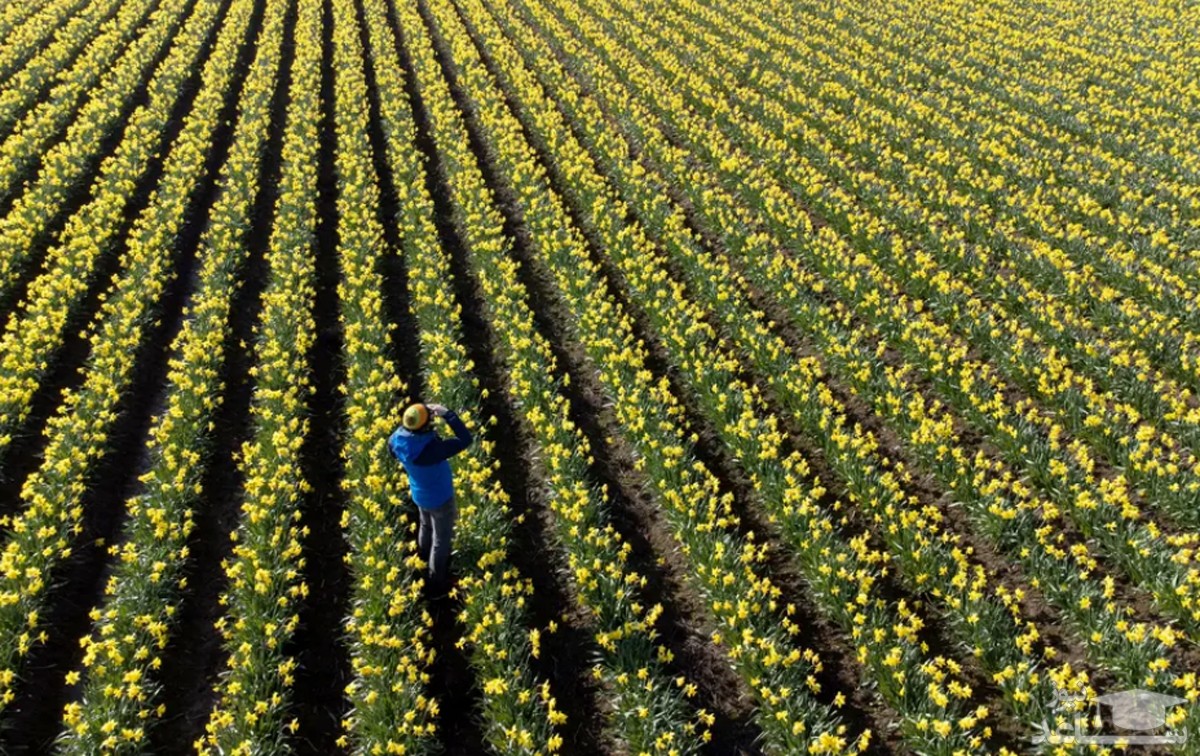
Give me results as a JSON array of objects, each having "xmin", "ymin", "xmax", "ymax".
[{"xmin": 285, "ymin": 0, "xmax": 353, "ymax": 747}]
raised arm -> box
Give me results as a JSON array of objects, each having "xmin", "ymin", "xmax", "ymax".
[
  {"xmin": 412, "ymin": 406, "xmax": 474, "ymax": 464},
  {"xmin": 437, "ymin": 409, "xmax": 473, "ymax": 456}
]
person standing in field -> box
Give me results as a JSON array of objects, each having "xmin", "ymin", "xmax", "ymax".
[{"xmin": 388, "ymin": 402, "xmax": 474, "ymax": 595}]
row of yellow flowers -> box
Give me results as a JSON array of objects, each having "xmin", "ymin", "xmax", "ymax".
[
  {"xmin": 327, "ymin": 0, "xmax": 438, "ymax": 749},
  {"xmin": 0, "ymin": 0, "xmax": 185, "ymax": 277},
  {"xmin": 0, "ymin": 0, "xmax": 90, "ymax": 84},
  {"xmin": 419, "ymin": 0, "xmax": 864, "ymax": 751},
  {"xmin": 689, "ymin": 0, "xmax": 1200, "ymax": 528},
  {"xmin": 0, "ymin": 0, "xmax": 200, "ymax": 433},
  {"xmin": 0, "ymin": 0, "xmax": 233, "ymax": 716},
  {"xmin": 0, "ymin": 0, "xmax": 125, "ymax": 137},
  {"xmin": 376, "ymin": 0, "xmax": 701, "ymax": 751},
  {"xmin": 56, "ymin": 0, "xmax": 286, "ymax": 746},
  {"xmin": 371, "ymin": 0, "xmax": 564, "ymax": 751},
  {"xmin": 618, "ymin": 0, "xmax": 1200, "ymax": 642},
  {"xmin": 196, "ymin": 0, "xmax": 320, "ymax": 747},
  {"xmin": 531, "ymin": 0, "xmax": 1199, "ymax": 733}
]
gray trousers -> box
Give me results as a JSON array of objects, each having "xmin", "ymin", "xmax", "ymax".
[{"xmin": 417, "ymin": 496, "xmax": 456, "ymax": 588}]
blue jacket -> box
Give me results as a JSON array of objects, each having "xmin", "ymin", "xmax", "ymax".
[{"xmin": 388, "ymin": 410, "xmax": 473, "ymax": 509}]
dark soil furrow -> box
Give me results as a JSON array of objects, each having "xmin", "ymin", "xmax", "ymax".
[
  {"xmin": 150, "ymin": 0, "xmax": 294, "ymax": 745},
  {"xmin": 381, "ymin": 2, "xmax": 486, "ymax": 752},
  {"xmin": 286, "ymin": 0, "xmax": 352, "ymax": 747},
  {"xmin": 0, "ymin": 0, "xmax": 248, "ymax": 747},
  {"xmin": 353, "ymin": 0, "xmax": 424, "ymax": 400}
]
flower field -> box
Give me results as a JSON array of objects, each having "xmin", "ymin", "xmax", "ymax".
[{"xmin": 0, "ymin": 0, "xmax": 1197, "ymax": 752}]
